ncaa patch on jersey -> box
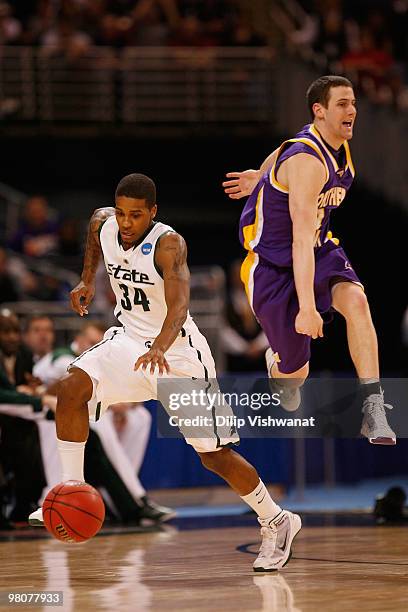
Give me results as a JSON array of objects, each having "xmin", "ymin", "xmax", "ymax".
[{"xmin": 142, "ymin": 242, "xmax": 152, "ymax": 255}]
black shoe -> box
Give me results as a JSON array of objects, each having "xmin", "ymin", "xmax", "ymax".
[{"xmin": 136, "ymin": 496, "xmax": 176, "ymax": 524}]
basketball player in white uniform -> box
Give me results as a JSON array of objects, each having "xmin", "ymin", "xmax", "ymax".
[{"xmin": 29, "ymin": 173, "xmax": 301, "ymax": 572}]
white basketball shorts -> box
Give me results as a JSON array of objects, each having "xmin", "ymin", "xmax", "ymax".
[{"xmin": 68, "ymin": 326, "xmax": 240, "ymax": 453}]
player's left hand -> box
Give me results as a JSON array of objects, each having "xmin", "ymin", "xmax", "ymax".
[{"xmin": 134, "ymin": 348, "xmax": 170, "ymax": 375}]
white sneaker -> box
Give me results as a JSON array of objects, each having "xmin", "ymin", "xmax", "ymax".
[
  {"xmin": 253, "ymin": 511, "xmax": 302, "ymax": 572},
  {"xmin": 265, "ymin": 349, "xmax": 301, "ymax": 412},
  {"xmin": 28, "ymin": 507, "xmax": 44, "ymax": 527}
]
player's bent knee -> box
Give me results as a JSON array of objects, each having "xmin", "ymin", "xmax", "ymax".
[
  {"xmin": 334, "ymin": 284, "xmax": 369, "ymax": 319},
  {"xmin": 58, "ymin": 367, "xmax": 93, "ymax": 405}
]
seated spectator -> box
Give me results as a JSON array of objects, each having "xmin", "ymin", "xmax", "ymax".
[
  {"xmin": 23, "ymin": 314, "xmax": 74, "ymax": 382},
  {"xmin": 8, "ymin": 195, "xmax": 60, "ymax": 258},
  {"xmin": 0, "ymin": 247, "xmax": 19, "ymax": 304},
  {"xmin": 0, "ymin": 309, "xmax": 39, "ymax": 390},
  {"xmin": 0, "ymin": 309, "xmax": 54, "ymax": 525}
]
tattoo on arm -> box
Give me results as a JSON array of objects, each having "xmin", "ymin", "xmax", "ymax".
[
  {"xmin": 159, "ymin": 235, "xmax": 189, "ymax": 282},
  {"xmin": 81, "ymin": 207, "xmax": 114, "ymax": 282}
]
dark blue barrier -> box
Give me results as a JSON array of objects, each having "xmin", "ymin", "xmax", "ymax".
[
  {"xmin": 139, "ymin": 401, "xmax": 292, "ymax": 489},
  {"xmin": 140, "ymin": 401, "xmax": 408, "ymax": 490}
]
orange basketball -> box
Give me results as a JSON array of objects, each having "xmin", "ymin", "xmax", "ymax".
[{"xmin": 43, "ymin": 480, "xmax": 105, "ymax": 543}]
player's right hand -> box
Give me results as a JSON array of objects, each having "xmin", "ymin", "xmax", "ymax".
[
  {"xmin": 295, "ymin": 308, "xmax": 324, "ymax": 339},
  {"xmin": 222, "ymin": 169, "xmax": 260, "ymax": 199},
  {"xmin": 134, "ymin": 347, "xmax": 170, "ymax": 376},
  {"xmin": 70, "ymin": 280, "xmax": 95, "ymax": 316}
]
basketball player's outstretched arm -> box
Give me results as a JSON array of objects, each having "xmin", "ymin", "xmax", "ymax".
[
  {"xmin": 134, "ymin": 232, "xmax": 189, "ymax": 375},
  {"xmin": 222, "ymin": 147, "xmax": 280, "ymax": 199},
  {"xmin": 70, "ymin": 207, "xmax": 115, "ymax": 316}
]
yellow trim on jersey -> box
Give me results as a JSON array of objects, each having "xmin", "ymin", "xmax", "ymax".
[
  {"xmin": 269, "ymin": 141, "xmax": 290, "ymax": 193},
  {"xmin": 269, "ymin": 137, "xmax": 330, "ymax": 192},
  {"xmin": 325, "ymin": 230, "xmax": 340, "ymax": 246},
  {"xmin": 240, "ymin": 251, "xmax": 256, "ymax": 307},
  {"xmin": 242, "ymin": 186, "xmax": 264, "ymax": 250},
  {"xmin": 310, "ymin": 124, "xmax": 356, "ymax": 177},
  {"xmin": 343, "ymin": 140, "xmax": 355, "ymax": 177},
  {"xmin": 309, "ymin": 125, "xmax": 339, "ymax": 171}
]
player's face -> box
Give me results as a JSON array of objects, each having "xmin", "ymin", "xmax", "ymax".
[
  {"xmin": 323, "ymin": 86, "xmax": 357, "ymax": 141},
  {"xmin": 25, "ymin": 319, "xmax": 55, "ymax": 355},
  {"xmin": 115, "ymin": 196, "xmax": 157, "ymax": 248}
]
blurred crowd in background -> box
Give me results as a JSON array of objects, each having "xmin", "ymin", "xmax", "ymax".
[
  {"xmin": 277, "ymin": 0, "xmax": 408, "ymax": 109},
  {"xmin": 1, "ymin": 1, "xmax": 408, "ymax": 107},
  {"xmin": 0, "ymin": 0, "xmax": 266, "ymax": 49}
]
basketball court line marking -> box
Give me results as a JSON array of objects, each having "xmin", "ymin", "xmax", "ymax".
[{"xmin": 237, "ymin": 542, "xmax": 408, "ymax": 565}]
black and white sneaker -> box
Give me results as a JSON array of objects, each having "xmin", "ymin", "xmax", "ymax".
[
  {"xmin": 28, "ymin": 507, "xmax": 44, "ymax": 527},
  {"xmin": 129, "ymin": 497, "xmax": 176, "ymax": 525},
  {"xmin": 253, "ymin": 511, "xmax": 302, "ymax": 572}
]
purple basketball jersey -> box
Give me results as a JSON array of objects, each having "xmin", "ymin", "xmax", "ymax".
[{"xmin": 239, "ymin": 123, "xmax": 355, "ymax": 268}]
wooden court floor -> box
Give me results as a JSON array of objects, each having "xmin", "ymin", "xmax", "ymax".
[{"xmin": 1, "ymin": 522, "xmax": 408, "ymax": 612}]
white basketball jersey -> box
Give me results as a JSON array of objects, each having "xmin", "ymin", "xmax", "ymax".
[{"xmin": 99, "ymin": 216, "xmax": 197, "ymax": 339}]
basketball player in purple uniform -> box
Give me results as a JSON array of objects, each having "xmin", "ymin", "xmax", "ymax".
[{"xmin": 223, "ymin": 75, "xmax": 395, "ymax": 445}]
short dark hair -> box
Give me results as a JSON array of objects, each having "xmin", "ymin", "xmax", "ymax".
[
  {"xmin": 306, "ymin": 75, "xmax": 353, "ymax": 119},
  {"xmin": 23, "ymin": 314, "xmax": 54, "ymax": 333},
  {"xmin": 115, "ymin": 173, "xmax": 156, "ymax": 209}
]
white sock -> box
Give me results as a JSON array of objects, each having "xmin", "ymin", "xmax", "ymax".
[
  {"xmin": 57, "ymin": 438, "xmax": 86, "ymax": 482},
  {"xmin": 240, "ymin": 480, "xmax": 282, "ymax": 519}
]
